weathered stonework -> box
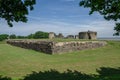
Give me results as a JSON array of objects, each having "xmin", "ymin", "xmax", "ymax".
[
  {"xmin": 7, "ymin": 40, "xmax": 107, "ymax": 54},
  {"xmin": 66, "ymin": 35, "xmax": 74, "ymax": 39},
  {"xmin": 79, "ymin": 31, "xmax": 97, "ymax": 40},
  {"xmin": 49, "ymin": 31, "xmax": 97, "ymax": 40},
  {"xmin": 56, "ymin": 33, "xmax": 64, "ymax": 38},
  {"xmin": 49, "ymin": 32, "xmax": 55, "ymax": 39},
  {"xmin": 75, "ymin": 35, "xmax": 79, "ymax": 39}
]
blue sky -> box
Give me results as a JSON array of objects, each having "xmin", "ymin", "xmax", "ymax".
[{"xmin": 0, "ymin": 0, "xmax": 117, "ymax": 37}]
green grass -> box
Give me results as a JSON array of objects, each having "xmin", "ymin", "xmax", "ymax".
[
  {"xmin": 9, "ymin": 38, "xmax": 98, "ymax": 42},
  {"xmin": 0, "ymin": 40, "xmax": 6, "ymax": 44},
  {"xmin": 0, "ymin": 40, "xmax": 120, "ymax": 80}
]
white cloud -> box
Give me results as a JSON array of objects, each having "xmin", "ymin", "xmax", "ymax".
[
  {"xmin": 0, "ymin": 19, "xmax": 115, "ymax": 37},
  {"xmin": 0, "ymin": 0, "xmax": 117, "ymax": 38}
]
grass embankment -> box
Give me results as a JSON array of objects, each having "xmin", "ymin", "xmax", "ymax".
[{"xmin": 0, "ymin": 40, "xmax": 120, "ymax": 80}]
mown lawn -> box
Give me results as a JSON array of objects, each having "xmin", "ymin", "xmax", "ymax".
[{"xmin": 0, "ymin": 40, "xmax": 120, "ymax": 80}]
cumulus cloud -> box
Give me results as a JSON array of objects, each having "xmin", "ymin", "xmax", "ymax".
[{"xmin": 0, "ymin": 18, "xmax": 115, "ymax": 37}]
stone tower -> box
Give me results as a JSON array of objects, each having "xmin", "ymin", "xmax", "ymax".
[
  {"xmin": 88, "ymin": 31, "xmax": 97, "ymax": 40},
  {"xmin": 79, "ymin": 31, "xmax": 97, "ymax": 40},
  {"xmin": 49, "ymin": 32, "xmax": 55, "ymax": 39},
  {"xmin": 79, "ymin": 32, "xmax": 89, "ymax": 39},
  {"xmin": 57, "ymin": 33, "xmax": 64, "ymax": 38}
]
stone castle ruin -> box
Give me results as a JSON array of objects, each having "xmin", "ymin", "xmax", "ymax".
[
  {"xmin": 57, "ymin": 33, "xmax": 64, "ymax": 38},
  {"xmin": 75, "ymin": 35, "xmax": 79, "ymax": 39},
  {"xmin": 6, "ymin": 31, "xmax": 103, "ymax": 54},
  {"xmin": 79, "ymin": 31, "xmax": 97, "ymax": 40},
  {"xmin": 49, "ymin": 31, "xmax": 97, "ymax": 40},
  {"xmin": 49, "ymin": 32, "xmax": 55, "ymax": 39},
  {"xmin": 66, "ymin": 35, "xmax": 74, "ymax": 39},
  {"xmin": 7, "ymin": 40, "xmax": 107, "ymax": 54},
  {"xmin": 49, "ymin": 32, "xmax": 64, "ymax": 39}
]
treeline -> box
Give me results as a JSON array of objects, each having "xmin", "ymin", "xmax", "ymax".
[{"xmin": 0, "ymin": 31, "xmax": 49, "ymax": 41}]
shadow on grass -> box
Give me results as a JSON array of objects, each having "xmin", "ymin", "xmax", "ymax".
[
  {"xmin": 22, "ymin": 67, "xmax": 120, "ymax": 80},
  {"xmin": 0, "ymin": 76, "xmax": 11, "ymax": 80},
  {"xmin": 0, "ymin": 67, "xmax": 120, "ymax": 80},
  {"xmin": 96, "ymin": 67, "xmax": 120, "ymax": 80}
]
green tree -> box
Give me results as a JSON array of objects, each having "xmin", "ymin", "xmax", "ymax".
[
  {"xmin": 0, "ymin": 34, "xmax": 9, "ymax": 41},
  {"xmin": 0, "ymin": 0, "xmax": 36, "ymax": 27},
  {"xmin": 33, "ymin": 31, "xmax": 49, "ymax": 39},
  {"xmin": 27, "ymin": 34, "xmax": 34, "ymax": 39},
  {"xmin": 9, "ymin": 34, "xmax": 16, "ymax": 39},
  {"xmin": 114, "ymin": 23, "xmax": 120, "ymax": 36},
  {"xmin": 17, "ymin": 36, "xmax": 27, "ymax": 39},
  {"xmin": 80, "ymin": 0, "xmax": 120, "ymax": 35}
]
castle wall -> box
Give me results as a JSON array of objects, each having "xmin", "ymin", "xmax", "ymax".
[
  {"xmin": 89, "ymin": 32, "xmax": 97, "ymax": 40},
  {"xmin": 66, "ymin": 35, "xmax": 74, "ymax": 39},
  {"xmin": 79, "ymin": 31, "xmax": 97, "ymax": 40},
  {"xmin": 7, "ymin": 40, "xmax": 106, "ymax": 54},
  {"xmin": 49, "ymin": 32, "xmax": 55, "ymax": 39},
  {"xmin": 79, "ymin": 32, "xmax": 89, "ymax": 39}
]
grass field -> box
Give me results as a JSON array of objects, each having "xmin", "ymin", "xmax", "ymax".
[{"xmin": 0, "ymin": 40, "xmax": 120, "ymax": 80}]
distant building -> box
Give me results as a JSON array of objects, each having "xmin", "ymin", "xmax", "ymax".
[
  {"xmin": 56, "ymin": 33, "xmax": 64, "ymax": 38},
  {"xmin": 79, "ymin": 31, "xmax": 97, "ymax": 40},
  {"xmin": 49, "ymin": 32, "xmax": 55, "ymax": 39},
  {"xmin": 49, "ymin": 31, "xmax": 97, "ymax": 40},
  {"xmin": 75, "ymin": 35, "xmax": 79, "ymax": 39},
  {"xmin": 66, "ymin": 35, "xmax": 74, "ymax": 39}
]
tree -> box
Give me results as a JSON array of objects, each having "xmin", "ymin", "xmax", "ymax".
[
  {"xmin": 114, "ymin": 23, "xmax": 120, "ymax": 36},
  {"xmin": 0, "ymin": 34, "xmax": 9, "ymax": 41},
  {"xmin": 17, "ymin": 36, "xmax": 27, "ymax": 39},
  {"xmin": 33, "ymin": 31, "xmax": 49, "ymax": 39},
  {"xmin": 27, "ymin": 34, "xmax": 34, "ymax": 39},
  {"xmin": 80, "ymin": 0, "xmax": 120, "ymax": 35},
  {"xmin": 0, "ymin": 0, "xmax": 36, "ymax": 27},
  {"xmin": 9, "ymin": 34, "xmax": 16, "ymax": 39}
]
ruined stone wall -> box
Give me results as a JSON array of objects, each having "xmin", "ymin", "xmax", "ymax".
[
  {"xmin": 89, "ymin": 32, "xmax": 97, "ymax": 40},
  {"xmin": 49, "ymin": 32, "xmax": 55, "ymax": 39},
  {"xmin": 66, "ymin": 35, "xmax": 74, "ymax": 39},
  {"xmin": 79, "ymin": 32, "xmax": 89, "ymax": 39},
  {"xmin": 7, "ymin": 40, "xmax": 54, "ymax": 54},
  {"xmin": 79, "ymin": 31, "xmax": 97, "ymax": 40},
  {"xmin": 75, "ymin": 35, "xmax": 79, "ymax": 39},
  {"xmin": 7, "ymin": 40, "xmax": 107, "ymax": 54},
  {"xmin": 52, "ymin": 41, "xmax": 106, "ymax": 54}
]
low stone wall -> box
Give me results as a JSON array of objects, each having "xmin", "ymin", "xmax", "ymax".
[
  {"xmin": 7, "ymin": 40, "xmax": 54, "ymax": 54},
  {"xmin": 7, "ymin": 40, "xmax": 107, "ymax": 54}
]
